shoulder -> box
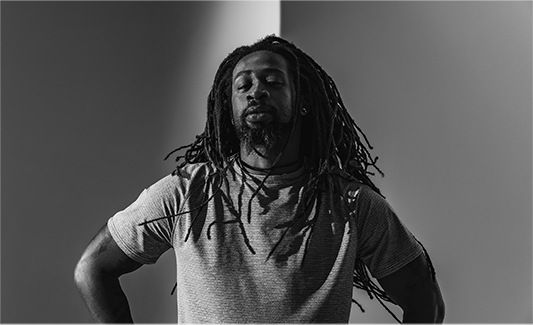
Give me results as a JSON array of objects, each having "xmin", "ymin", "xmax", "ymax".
[
  {"xmin": 327, "ymin": 165, "xmax": 379, "ymax": 202},
  {"xmin": 326, "ymin": 166, "xmax": 396, "ymax": 230},
  {"xmin": 138, "ymin": 162, "xmax": 218, "ymax": 201},
  {"xmin": 172, "ymin": 161, "xmax": 217, "ymax": 180}
]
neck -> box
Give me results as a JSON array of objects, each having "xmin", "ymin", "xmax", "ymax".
[
  {"xmin": 239, "ymin": 143, "xmax": 302, "ymax": 175},
  {"xmin": 238, "ymin": 155, "xmax": 303, "ymax": 175}
]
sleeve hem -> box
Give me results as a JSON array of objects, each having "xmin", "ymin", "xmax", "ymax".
[
  {"xmin": 372, "ymin": 249, "xmax": 423, "ymax": 280},
  {"xmin": 107, "ymin": 218, "xmax": 158, "ymax": 265}
]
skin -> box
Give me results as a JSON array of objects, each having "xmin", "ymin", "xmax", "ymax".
[
  {"xmin": 74, "ymin": 224, "xmax": 141, "ymax": 323},
  {"xmin": 378, "ymin": 254, "xmax": 445, "ymax": 323},
  {"xmin": 75, "ymin": 49, "xmax": 445, "ymax": 323},
  {"xmin": 231, "ymin": 50, "xmax": 304, "ymax": 174}
]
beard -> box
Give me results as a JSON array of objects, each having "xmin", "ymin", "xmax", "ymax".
[{"xmin": 235, "ymin": 114, "xmax": 293, "ymax": 153}]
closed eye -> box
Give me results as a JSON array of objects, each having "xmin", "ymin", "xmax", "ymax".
[
  {"xmin": 236, "ymin": 83, "xmax": 251, "ymax": 91},
  {"xmin": 266, "ymin": 78, "xmax": 284, "ymax": 87}
]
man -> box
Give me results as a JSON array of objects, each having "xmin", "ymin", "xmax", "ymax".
[{"xmin": 74, "ymin": 35, "xmax": 445, "ymax": 323}]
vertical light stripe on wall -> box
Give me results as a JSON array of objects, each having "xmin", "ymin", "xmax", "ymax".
[
  {"xmin": 1, "ymin": 1, "xmax": 280, "ymax": 323},
  {"xmin": 163, "ymin": 1, "xmax": 280, "ymax": 167}
]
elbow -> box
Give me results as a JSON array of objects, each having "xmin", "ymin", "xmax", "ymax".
[
  {"xmin": 74, "ymin": 258, "xmax": 89, "ymax": 291},
  {"xmin": 425, "ymin": 290, "xmax": 445, "ymax": 323},
  {"xmin": 435, "ymin": 295, "xmax": 445, "ymax": 323},
  {"xmin": 431, "ymin": 281, "xmax": 445, "ymax": 323},
  {"xmin": 74, "ymin": 255, "xmax": 99, "ymax": 292},
  {"xmin": 422, "ymin": 292, "xmax": 446, "ymax": 323}
]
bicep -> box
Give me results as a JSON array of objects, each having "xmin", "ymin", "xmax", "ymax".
[
  {"xmin": 377, "ymin": 254, "xmax": 445, "ymax": 322},
  {"xmin": 78, "ymin": 223, "xmax": 142, "ymax": 277}
]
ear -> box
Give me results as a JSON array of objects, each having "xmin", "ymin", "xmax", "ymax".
[{"xmin": 299, "ymin": 97, "xmax": 309, "ymax": 116}]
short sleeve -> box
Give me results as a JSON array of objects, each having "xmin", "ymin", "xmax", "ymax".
[
  {"xmin": 351, "ymin": 185, "xmax": 423, "ymax": 279},
  {"xmin": 108, "ymin": 174, "xmax": 178, "ymax": 264}
]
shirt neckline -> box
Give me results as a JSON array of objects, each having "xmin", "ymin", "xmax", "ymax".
[{"xmin": 231, "ymin": 157, "xmax": 307, "ymax": 184}]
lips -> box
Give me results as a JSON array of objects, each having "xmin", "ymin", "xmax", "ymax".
[
  {"xmin": 246, "ymin": 112, "xmax": 273, "ymax": 122},
  {"xmin": 244, "ymin": 106, "xmax": 274, "ymax": 123}
]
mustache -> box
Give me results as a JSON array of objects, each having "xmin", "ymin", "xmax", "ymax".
[{"xmin": 243, "ymin": 104, "xmax": 277, "ymax": 116}]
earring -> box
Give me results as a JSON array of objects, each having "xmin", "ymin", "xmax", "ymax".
[{"xmin": 301, "ymin": 107, "xmax": 308, "ymax": 116}]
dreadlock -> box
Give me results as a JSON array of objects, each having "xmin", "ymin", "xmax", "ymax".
[{"xmin": 158, "ymin": 35, "xmax": 435, "ymax": 322}]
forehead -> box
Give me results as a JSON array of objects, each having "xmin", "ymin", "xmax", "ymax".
[{"xmin": 232, "ymin": 50, "xmax": 290, "ymax": 78}]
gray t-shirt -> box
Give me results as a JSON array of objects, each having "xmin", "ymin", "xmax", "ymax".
[{"xmin": 108, "ymin": 160, "xmax": 422, "ymax": 323}]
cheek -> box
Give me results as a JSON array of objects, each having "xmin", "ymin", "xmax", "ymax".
[
  {"xmin": 231, "ymin": 91, "xmax": 245, "ymax": 107},
  {"xmin": 281, "ymin": 94, "xmax": 294, "ymax": 120},
  {"xmin": 231, "ymin": 95, "xmax": 244, "ymax": 123}
]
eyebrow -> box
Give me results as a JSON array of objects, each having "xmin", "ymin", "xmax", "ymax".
[{"xmin": 233, "ymin": 68, "xmax": 287, "ymax": 81}]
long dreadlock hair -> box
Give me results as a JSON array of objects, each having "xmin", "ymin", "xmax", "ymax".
[{"xmin": 158, "ymin": 35, "xmax": 435, "ymax": 322}]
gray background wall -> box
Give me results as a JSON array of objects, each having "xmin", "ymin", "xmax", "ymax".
[
  {"xmin": 2, "ymin": 1, "xmax": 531, "ymax": 323},
  {"xmin": 281, "ymin": 1, "xmax": 532, "ymax": 323},
  {"xmin": 1, "ymin": 1, "xmax": 279, "ymax": 322}
]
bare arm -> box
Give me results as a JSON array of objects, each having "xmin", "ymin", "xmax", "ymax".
[
  {"xmin": 378, "ymin": 254, "xmax": 445, "ymax": 323},
  {"xmin": 74, "ymin": 224, "xmax": 142, "ymax": 323}
]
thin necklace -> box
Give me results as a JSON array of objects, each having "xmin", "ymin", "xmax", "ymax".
[{"xmin": 238, "ymin": 157, "xmax": 303, "ymax": 173}]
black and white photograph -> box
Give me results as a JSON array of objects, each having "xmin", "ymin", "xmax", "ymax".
[{"xmin": 2, "ymin": 1, "xmax": 531, "ymax": 323}]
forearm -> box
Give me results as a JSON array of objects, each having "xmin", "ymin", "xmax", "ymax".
[
  {"xmin": 378, "ymin": 254, "xmax": 445, "ymax": 324},
  {"xmin": 402, "ymin": 305, "xmax": 444, "ymax": 323},
  {"xmin": 75, "ymin": 268, "xmax": 134, "ymax": 323},
  {"xmin": 401, "ymin": 294, "xmax": 445, "ymax": 323}
]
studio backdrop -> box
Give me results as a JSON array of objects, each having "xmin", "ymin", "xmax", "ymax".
[{"xmin": 2, "ymin": 1, "xmax": 531, "ymax": 323}]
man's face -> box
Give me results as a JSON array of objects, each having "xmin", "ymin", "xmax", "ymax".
[{"xmin": 231, "ymin": 50, "xmax": 295, "ymax": 152}]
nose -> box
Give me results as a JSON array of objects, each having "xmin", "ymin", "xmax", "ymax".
[{"xmin": 247, "ymin": 81, "xmax": 269, "ymax": 101}]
